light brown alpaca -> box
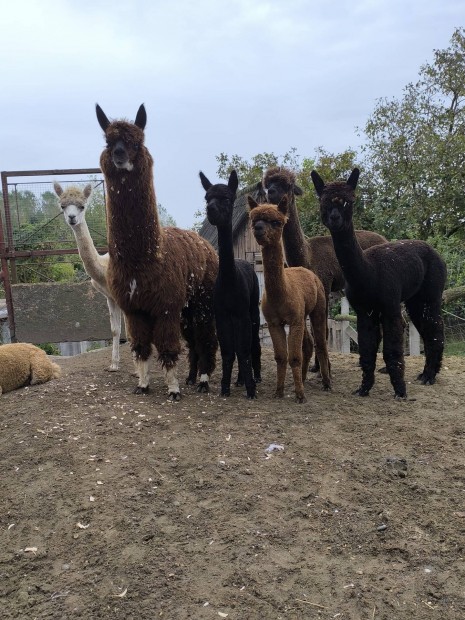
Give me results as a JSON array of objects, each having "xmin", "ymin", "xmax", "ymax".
[
  {"xmin": 258, "ymin": 167, "xmax": 387, "ymax": 371},
  {"xmin": 248, "ymin": 195, "xmax": 331, "ymax": 403}
]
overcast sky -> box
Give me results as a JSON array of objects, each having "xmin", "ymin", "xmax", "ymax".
[{"xmin": 0, "ymin": 0, "xmax": 463, "ymax": 228}]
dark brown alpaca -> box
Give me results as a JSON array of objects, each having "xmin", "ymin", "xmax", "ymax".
[
  {"xmin": 96, "ymin": 104, "xmax": 218, "ymax": 400},
  {"xmin": 248, "ymin": 195, "xmax": 331, "ymax": 403},
  {"xmin": 259, "ymin": 166, "xmax": 387, "ymax": 371},
  {"xmin": 311, "ymin": 168, "xmax": 447, "ymax": 399}
]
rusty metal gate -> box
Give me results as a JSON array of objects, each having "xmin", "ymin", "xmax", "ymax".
[{"xmin": 0, "ymin": 168, "xmax": 107, "ymax": 341}]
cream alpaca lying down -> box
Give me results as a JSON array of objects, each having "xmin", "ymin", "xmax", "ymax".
[{"xmin": 0, "ymin": 343, "xmax": 61, "ymax": 395}]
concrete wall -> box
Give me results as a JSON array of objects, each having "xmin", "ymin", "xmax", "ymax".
[{"xmin": 11, "ymin": 281, "xmax": 122, "ymax": 344}]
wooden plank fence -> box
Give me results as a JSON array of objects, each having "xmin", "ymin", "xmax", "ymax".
[{"xmin": 327, "ymin": 297, "xmax": 421, "ymax": 355}]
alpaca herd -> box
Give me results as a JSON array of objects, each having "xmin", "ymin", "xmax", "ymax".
[{"xmin": 1, "ymin": 104, "xmax": 449, "ymax": 404}]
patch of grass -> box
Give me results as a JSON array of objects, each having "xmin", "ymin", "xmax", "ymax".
[{"xmin": 444, "ymin": 340, "xmax": 465, "ymax": 356}]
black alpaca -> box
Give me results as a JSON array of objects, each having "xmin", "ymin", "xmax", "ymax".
[
  {"xmin": 311, "ymin": 168, "xmax": 447, "ymax": 399},
  {"xmin": 199, "ymin": 170, "xmax": 262, "ymax": 399}
]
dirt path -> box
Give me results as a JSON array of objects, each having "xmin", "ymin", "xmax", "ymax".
[{"xmin": 1, "ymin": 344, "xmax": 464, "ymax": 619}]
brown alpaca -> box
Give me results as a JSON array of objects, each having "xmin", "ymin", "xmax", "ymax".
[
  {"xmin": 248, "ymin": 195, "xmax": 331, "ymax": 403},
  {"xmin": 259, "ymin": 167, "xmax": 387, "ymax": 370},
  {"xmin": 95, "ymin": 104, "xmax": 218, "ymax": 400}
]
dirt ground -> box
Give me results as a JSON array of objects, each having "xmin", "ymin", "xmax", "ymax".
[{"xmin": 1, "ymin": 343, "xmax": 464, "ymax": 620}]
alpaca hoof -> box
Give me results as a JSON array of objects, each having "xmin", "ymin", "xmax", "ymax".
[
  {"xmin": 246, "ymin": 391, "xmax": 257, "ymax": 400},
  {"xmin": 168, "ymin": 391, "xmax": 181, "ymax": 402},
  {"xmin": 321, "ymin": 384, "xmax": 332, "ymax": 392},
  {"xmin": 295, "ymin": 395, "xmax": 307, "ymax": 404},
  {"xmin": 394, "ymin": 392, "xmax": 407, "ymax": 400},
  {"xmin": 353, "ymin": 387, "xmax": 370, "ymax": 397},
  {"xmin": 220, "ymin": 388, "xmax": 231, "ymax": 397},
  {"xmin": 309, "ymin": 364, "xmax": 319, "ymax": 373},
  {"xmin": 185, "ymin": 377, "xmax": 197, "ymax": 386},
  {"xmin": 133, "ymin": 385, "xmax": 149, "ymax": 394},
  {"xmin": 197, "ymin": 381, "xmax": 209, "ymax": 393},
  {"xmin": 378, "ymin": 366, "xmax": 388, "ymax": 374},
  {"xmin": 235, "ymin": 380, "xmax": 244, "ymax": 387},
  {"xmin": 417, "ymin": 372, "xmax": 435, "ymax": 385},
  {"xmin": 107, "ymin": 365, "xmax": 119, "ymax": 372},
  {"xmin": 254, "ymin": 375, "xmax": 262, "ymax": 384}
]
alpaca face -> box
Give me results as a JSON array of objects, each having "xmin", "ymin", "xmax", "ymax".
[
  {"xmin": 319, "ymin": 188, "xmax": 355, "ymax": 232},
  {"xmin": 54, "ymin": 183, "xmax": 92, "ymax": 227},
  {"xmin": 104, "ymin": 124, "xmax": 144, "ymax": 171},
  {"xmin": 263, "ymin": 168, "xmax": 302, "ymax": 205},
  {"xmin": 204, "ymin": 185, "xmax": 235, "ymax": 226},
  {"xmin": 311, "ymin": 169, "xmax": 359, "ymax": 233},
  {"xmin": 248, "ymin": 200, "xmax": 287, "ymax": 247},
  {"xmin": 200, "ymin": 170, "xmax": 238, "ymax": 228},
  {"xmin": 61, "ymin": 201, "xmax": 87, "ymax": 227},
  {"xmin": 96, "ymin": 104, "xmax": 147, "ymax": 172}
]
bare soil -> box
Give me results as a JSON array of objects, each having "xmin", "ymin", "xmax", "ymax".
[{"xmin": 1, "ymin": 344, "xmax": 464, "ymax": 619}]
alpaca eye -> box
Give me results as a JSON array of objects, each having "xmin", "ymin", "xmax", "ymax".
[{"xmin": 271, "ymin": 221, "xmax": 281, "ymax": 228}]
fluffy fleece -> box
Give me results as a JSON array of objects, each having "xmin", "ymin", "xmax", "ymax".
[{"xmin": 0, "ymin": 343, "xmax": 61, "ymax": 395}]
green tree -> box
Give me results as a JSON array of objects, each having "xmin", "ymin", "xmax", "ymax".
[
  {"xmin": 158, "ymin": 203, "xmax": 176, "ymax": 227},
  {"xmin": 361, "ymin": 27, "xmax": 465, "ymax": 240}
]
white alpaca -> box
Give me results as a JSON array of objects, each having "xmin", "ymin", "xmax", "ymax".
[{"xmin": 54, "ymin": 182, "xmax": 123, "ymax": 371}]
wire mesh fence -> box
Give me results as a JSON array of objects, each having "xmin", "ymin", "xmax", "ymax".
[{"xmin": 1, "ymin": 173, "xmax": 106, "ymax": 285}]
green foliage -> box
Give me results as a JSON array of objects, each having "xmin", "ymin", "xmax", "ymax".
[
  {"xmin": 158, "ymin": 203, "xmax": 177, "ymax": 227},
  {"xmin": 361, "ymin": 27, "xmax": 465, "ymax": 241},
  {"xmin": 37, "ymin": 343, "xmax": 61, "ymax": 355},
  {"xmin": 216, "ymin": 148, "xmax": 302, "ymax": 187}
]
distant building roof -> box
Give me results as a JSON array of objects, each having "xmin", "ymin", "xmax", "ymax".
[{"xmin": 198, "ymin": 185, "xmax": 261, "ymax": 250}]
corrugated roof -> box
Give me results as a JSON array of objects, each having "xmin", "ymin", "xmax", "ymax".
[{"xmin": 198, "ymin": 185, "xmax": 260, "ymax": 250}]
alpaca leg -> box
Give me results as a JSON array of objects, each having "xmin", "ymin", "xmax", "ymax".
[
  {"xmin": 310, "ymin": 304, "xmax": 332, "ymax": 391},
  {"xmin": 126, "ymin": 313, "xmax": 154, "ymax": 394},
  {"xmin": 310, "ymin": 286, "xmax": 329, "ymax": 373},
  {"xmin": 287, "ymin": 323, "xmax": 306, "ymax": 403},
  {"xmin": 181, "ymin": 307, "xmax": 199, "ymax": 385},
  {"xmin": 302, "ymin": 326, "xmax": 314, "ymax": 382},
  {"xmin": 354, "ymin": 312, "xmax": 380, "ymax": 396},
  {"xmin": 250, "ymin": 298, "xmax": 262, "ymax": 383},
  {"xmin": 381, "ymin": 312, "xmax": 407, "ymax": 398},
  {"xmin": 216, "ymin": 316, "xmax": 235, "ymax": 396},
  {"xmin": 191, "ymin": 314, "xmax": 218, "ymax": 394},
  {"xmin": 406, "ymin": 296, "xmax": 445, "ymax": 385},
  {"xmin": 268, "ymin": 324, "xmax": 288, "ymax": 399},
  {"xmin": 234, "ymin": 317, "xmax": 256, "ymax": 399},
  {"xmin": 106, "ymin": 297, "xmax": 121, "ymax": 371},
  {"xmin": 153, "ymin": 317, "xmax": 183, "ymax": 400},
  {"xmin": 163, "ymin": 366, "xmax": 180, "ymax": 401}
]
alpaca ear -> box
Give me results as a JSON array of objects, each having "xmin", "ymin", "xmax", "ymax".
[
  {"xmin": 228, "ymin": 170, "xmax": 239, "ymax": 194},
  {"xmin": 135, "ymin": 104, "xmax": 147, "ymax": 130},
  {"xmin": 247, "ymin": 195, "xmax": 259, "ymax": 211},
  {"xmin": 294, "ymin": 184, "xmax": 303, "ymax": 196},
  {"xmin": 310, "ymin": 170, "xmax": 325, "ymax": 197},
  {"xmin": 83, "ymin": 184, "xmax": 92, "ymax": 199},
  {"xmin": 199, "ymin": 171, "xmax": 212, "ymax": 191},
  {"xmin": 277, "ymin": 195, "xmax": 289, "ymax": 215},
  {"xmin": 255, "ymin": 182, "xmax": 267, "ymax": 202},
  {"xmin": 53, "ymin": 182, "xmax": 63, "ymax": 197},
  {"xmin": 347, "ymin": 168, "xmax": 360, "ymax": 189},
  {"xmin": 96, "ymin": 104, "xmax": 110, "ymax": 131}
]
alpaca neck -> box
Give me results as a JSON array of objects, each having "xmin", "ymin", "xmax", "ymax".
[
  {"xmin": 330, "ymin": 222, "xmax": 371, "ymax": 285},
  {"xmin": 282, "ymin": 195, "xmax": 309, "ymax": 267},
  {"xmin": 105, "ymin": 159, "xmax": 162, "ymax": 266},
  {"xmin": 261, "ymin": 240, "xmax": 287, "ymax": 300},
  {"xmin": 72, "ymin": 219, "xmax": 106, "ymax": 283},
  {"xmin": 216, "ymin": 222, "xmax": 236, "ymax": 279}
]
